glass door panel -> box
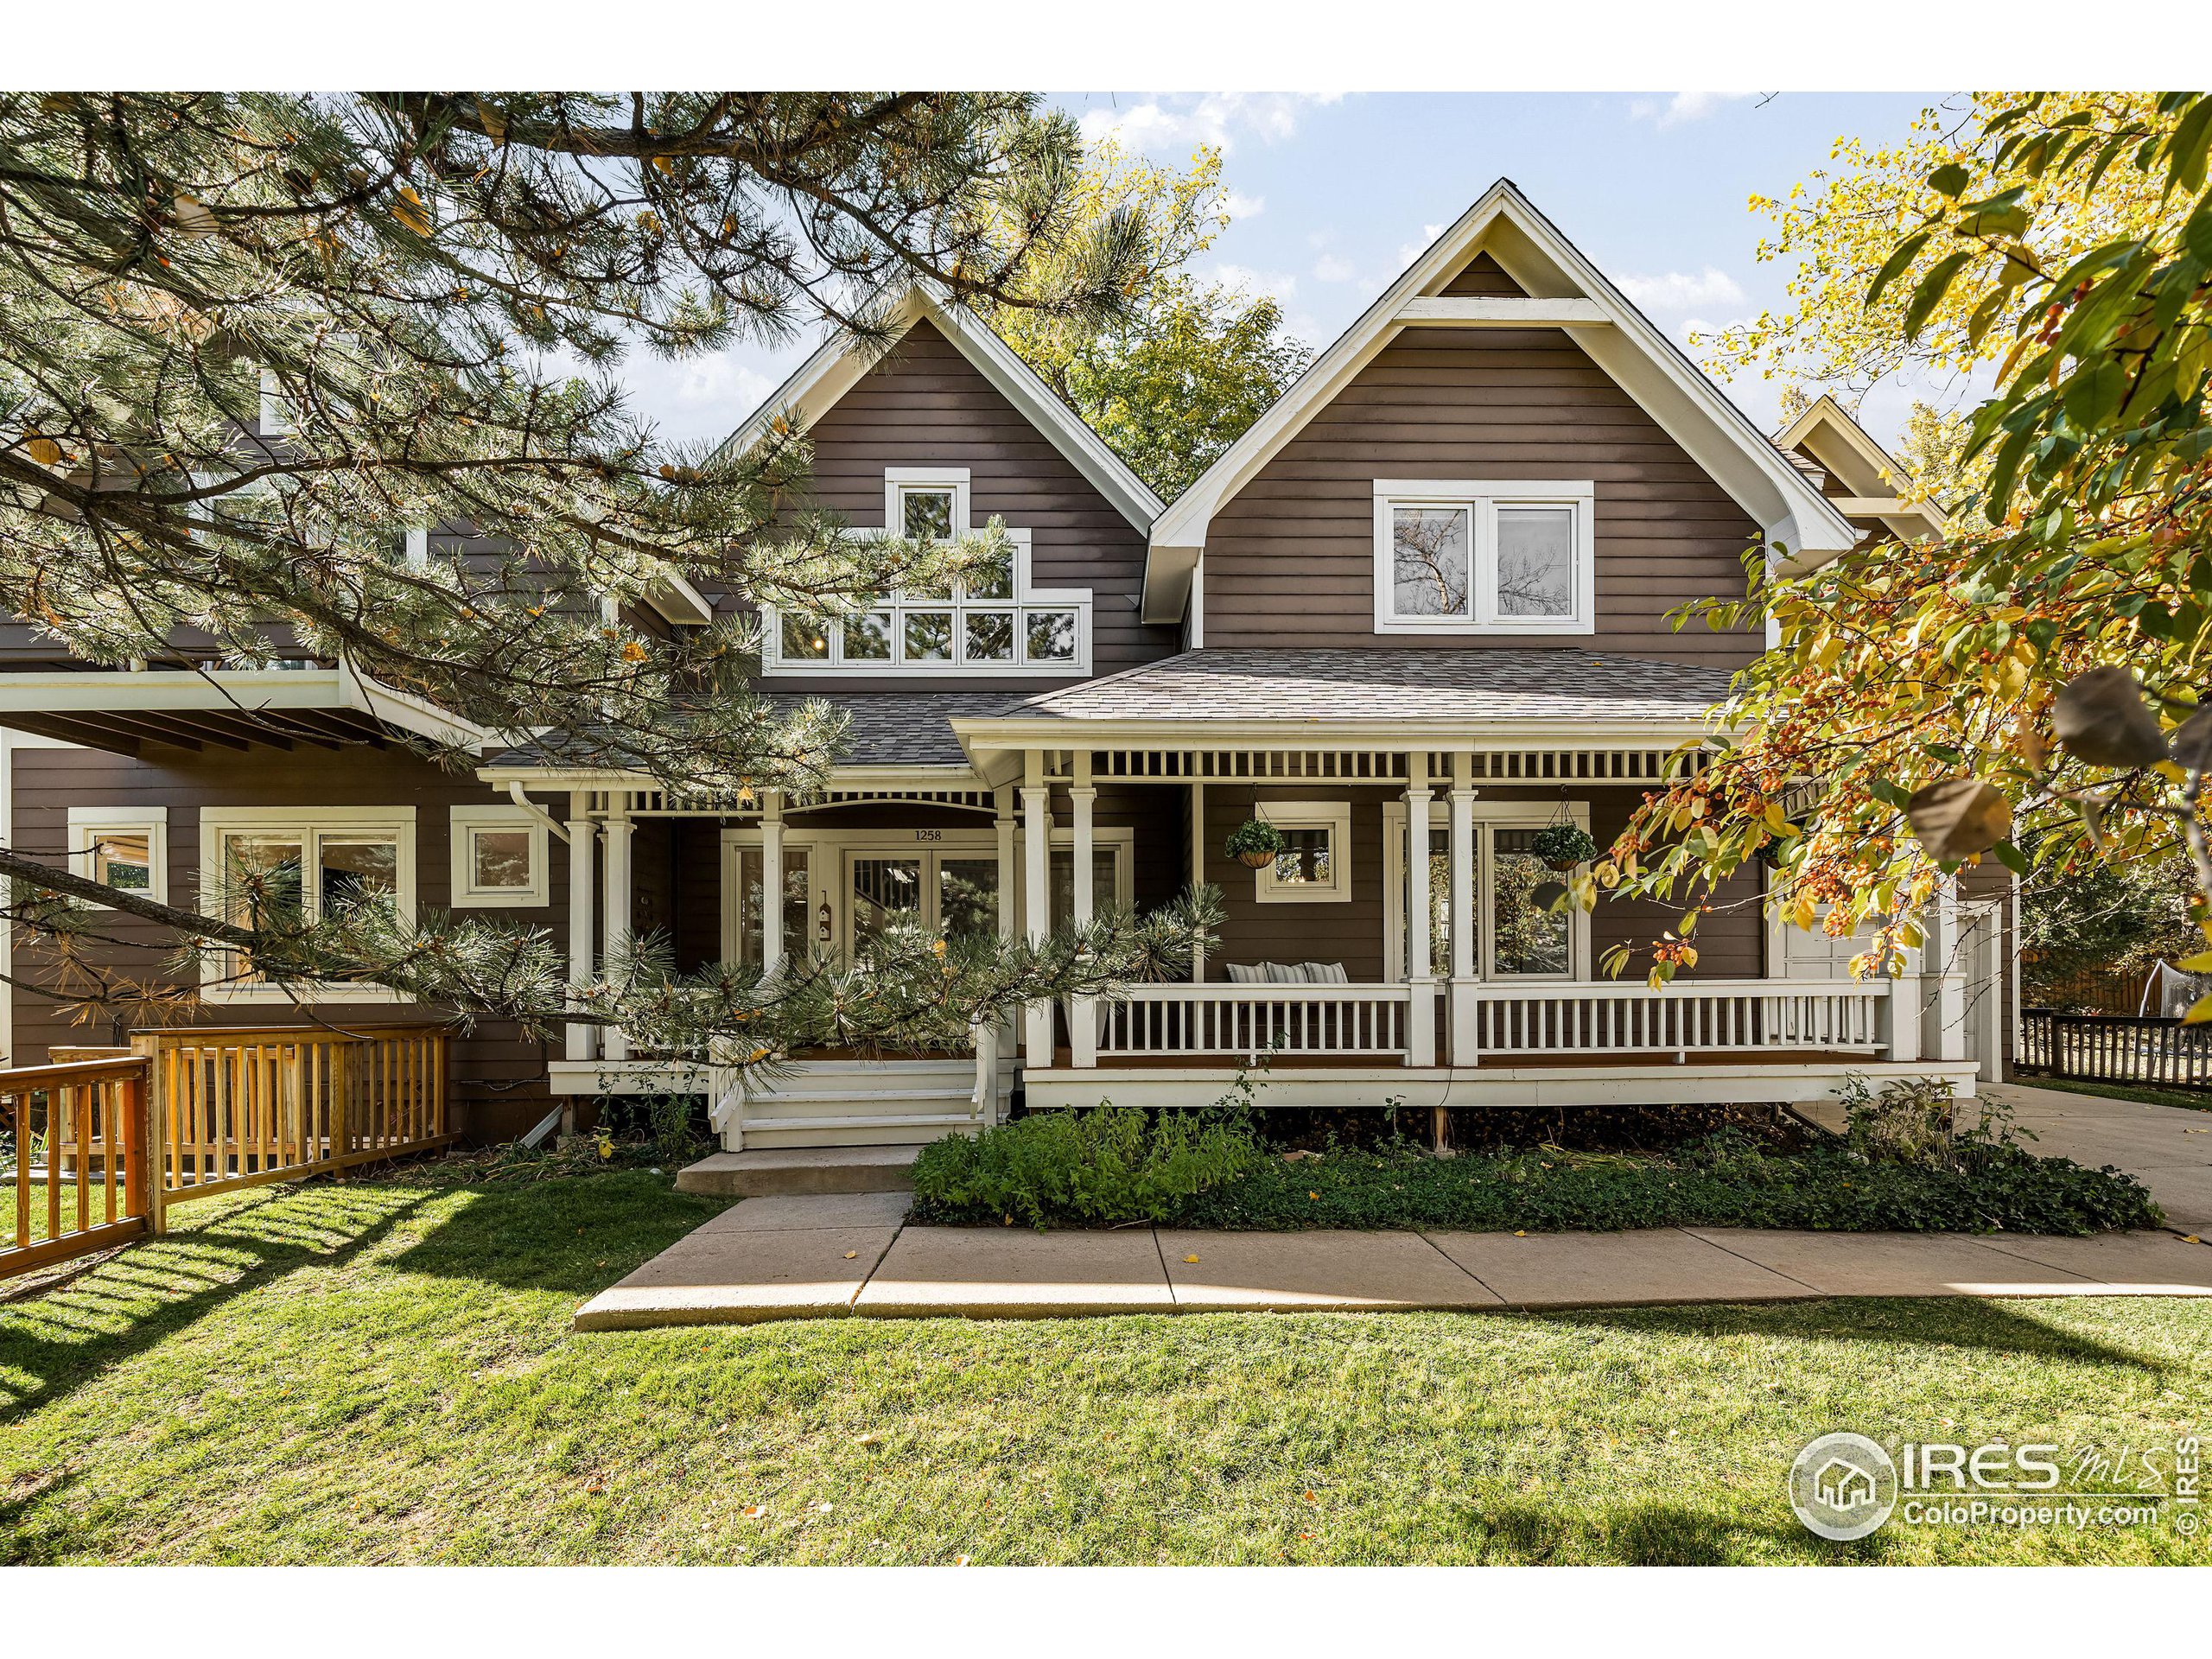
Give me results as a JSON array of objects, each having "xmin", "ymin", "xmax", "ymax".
[
  {"xmin": 1397, "ymin": 825, "xmax": 1452, "ymax": 979},
  {"xmin": 737, "ymin": 847, "xmax": 811, "ymax": 968},
  {"xmin": 938, "ymin": 858, "xmax": 1000, "ymax": 941},
  {"xmin": 1048, "ymin": 847, "xmax": 1120, "ymax": 929},
  {"xmin": 1491, "ymin": 829, "xmax": 1571, "ymax": 976},
  {"xmin": 850, "ymin": 855, "xmax": 923, "ymax": 949}
]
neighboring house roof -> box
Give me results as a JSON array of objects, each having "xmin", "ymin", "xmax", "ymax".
[
  {"xmin": 1775, "ymin": 392, "xmax": 1951, "ymax": 547},
  {"xmin": 480, "ymin": 690, "xmax": 1014, "ymax": 779},
  {"xmin": 955, "ymin": 647, "xmax": 1735, "ymax": 751},
  {"xmin": 713, "ymin": 282, "xmax": 1166, "ymax": 537},
  {"xmin": 1140, "ymin": 179, "xmax": 1861, "ymax": 622}
]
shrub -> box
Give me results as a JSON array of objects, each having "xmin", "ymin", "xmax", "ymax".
[
  {"xmin": 1529, "ymin": 823, "xmax": 1599, "ymax": 867},
  {"xmin": 910, "ymin": 1105, "xmax": 1267, "ymax": 1229}
]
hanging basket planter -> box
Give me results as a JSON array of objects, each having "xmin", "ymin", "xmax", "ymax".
[
  {"xmin": 1530, "ymin": 823, "xmax": 1599, "ymax": 872},
  {"xmin": 1225, "ymin": 817, "xmax": 1287, "ymax": 870}
]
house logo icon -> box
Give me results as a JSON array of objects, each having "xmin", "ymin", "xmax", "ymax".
[{"xmin": 1789, "ymin": 1433, "xmax": 1898, "ymax": 1541}]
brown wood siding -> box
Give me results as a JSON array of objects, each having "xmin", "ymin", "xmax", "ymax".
[
  {"xmin": 1201, "ymin": 328, "xmax": 1764, "ymax": 666},
  {"xmin": 760, "ymin": 319, "xmax": 1179, "ymax": 694},
  {"xmin": 1440, "ymin": 251, "xmax": 1528, "ymax": 297},
  {"xmin": 7, "ymin": 743, "xmax": 572, "ymax": 1118}
]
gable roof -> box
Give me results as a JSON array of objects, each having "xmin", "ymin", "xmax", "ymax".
[
  {"xmin": 715, "ymin": 283, "xmax": 1165, "ymax": 536},
  {"xmin": 1776, "ymin": 392, "xmax": 1951, "ymax": 546},
  {"xmin": 1140, "ymin": 179, "xmax": 1861, "ymax": 622}
]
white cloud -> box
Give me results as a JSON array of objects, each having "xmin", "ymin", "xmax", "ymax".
[
  {"xmin": 1207, "ymin": 262, "xmax": 1300, "ymax": 309},
  {"xmin": 1079, "ymin": 93, "xmax": 1343, "ymax": 156},
  {"xmin": 1616, "ymin": 266, "xmax": 1748, "ymax": 313},
  {"xmin": 1629, "ymin": 92, "xmax": 1758, "ymax": 129},
  {"xmin": 1219, "ymin": 190, "xmax": 1266, "ymax": 221},
  {"xmin": 1395, "ymin": 222, "xmax": 1449, "ymax": 267},
  {"xmin": 1312, "ymin": 253, "xmax": 1358, "ymax": 283}
]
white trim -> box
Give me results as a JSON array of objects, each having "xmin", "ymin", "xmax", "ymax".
[
  {"xmin": 1774, "ymin": 392, "xmax": 1950, "ymax": 556},
  {"xmin": 1251, "ymin": 799, "xmax": 1351, "ymax": 904},
  {"xmin": 760, "ymin": 518, "xmax": 1092, "ymax": 679},
  {"xmin": 956, "ymin": 714, "xmax": 1716, "ymax": 753},
  {"xmin": 1372, "ymin": 480, "xmax": 1595, "ymax": 636},
  {"xmin": 194, "ymin": 806, "xmax": 418, "ymax": 1004},
  {"xmin": 448, "ymin": 804, "xmax": 550, "ymax": 909},
  {"xmin": 257, "ymin": 367, "xmax": 295, "ymax": 437},
  {"xmin": 1384, "ymin": 798, "xmax": 1592, "ymax": 982},
  {"xmin": 0, "ymin": 663, "xmax": 496, "ymax": 752},
  {"xmin": 67, "ymin": 805, "xmax": 169, "ymax": 906},
  {"xmin": 1394, "ymin": 296, "xmax": 1612, "ymax": 327},
  {"xmin": 713, "ymin": 285, "xmax": 1162, "ymax": 536},
  {"xmin": 1143, "ymin": 180, "xmax": 1859, "ymax": 621},
  {"xmin": 884, "ymin": 467, "xmax": 971, "ymax": 538}
]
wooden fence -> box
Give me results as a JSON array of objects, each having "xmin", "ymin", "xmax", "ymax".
[
  {"xmin": 1, "ymin": 1025, "xmax": 453, "ymax": 1281},
  {"xmin": 2018, "ymin": 1007, "xmax": 2212, "ymax": 1091}
]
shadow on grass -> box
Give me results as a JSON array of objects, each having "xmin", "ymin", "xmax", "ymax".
[
  {"xmin": 0, "ymin": 1183, "xmax": 432, "ymax": 1421},
  {"xmin": 385, "ymin": 1169, "xmax": 724, "ymax": 1294},
  {"xmin": 1528, "ymin": 1295, "xmax": 2168, "ymax": 1374},
  {"xmin": 1460, "ymin": 1496, "xmax": 1849, "ymax": 1566}
]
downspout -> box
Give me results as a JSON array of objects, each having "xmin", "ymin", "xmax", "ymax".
[{"xmin": 506, "ymin": 782, "xmax": 572, "ymax": 844}]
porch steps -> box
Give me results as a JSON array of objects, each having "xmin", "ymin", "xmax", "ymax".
[
  {"xmin": 676, "ymin": 1145, "xmax": 920, "ymax": 1198},
  {"xmin": 729, "ymin": 1058, "xmax": 992, "ymax": 1151}
]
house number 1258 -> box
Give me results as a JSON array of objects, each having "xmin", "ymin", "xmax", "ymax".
[{"xmin": 912, "ymin": 830, "xmax": 943, "ymax": 842}]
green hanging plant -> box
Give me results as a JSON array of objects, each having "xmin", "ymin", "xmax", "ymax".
[
  {"xmin": 1530, "ymin": 823, "xmax": 1599, "ymax": 871},
  {"xmin": 1225, "ymin": 817, "xmax": 1287, "ymax": 870}
]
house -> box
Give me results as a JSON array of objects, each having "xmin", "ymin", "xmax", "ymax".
[{"xmin": 0, "ymin": 180, "xmax": 2008, "ymax": 1150}]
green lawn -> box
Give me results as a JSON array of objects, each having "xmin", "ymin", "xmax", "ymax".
[{"xmin": 3, "ymin": 1169, "xmax": 2208, "ymax": 1565}]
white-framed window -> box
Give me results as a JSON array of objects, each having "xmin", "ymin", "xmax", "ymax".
[
  {"xmin": 763, "ymin": 467, "xmax": 1092, "ymax": 677},
  {"xmin": 448, "ymin": 804, "xmax": 549, "ymax": 908},
  {"xmin": 67, "ymin": 806, "xmax": 168, "ymax": 906},
  {"xmin": 1383, "ymin": 800, "xmax": 1591, "ymax": 981},
  {"xmin": 1252, "ymin": 800, "xmax": 1351, "ymax": 904},
  {"xmin": 196, "ymin": 807, "xmax": 416, "ymax": 1001},
  {"xmin": 1372, "ymin": 480, "xmax": 1594, "ymax": 635}
]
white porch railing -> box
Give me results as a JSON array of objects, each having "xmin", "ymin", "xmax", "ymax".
[
  {"xmin": 1072, "ymin": 977, "xmax": 1897, "ymax": 1067},
  {"xmin": 1091, "ymin": 984, "xmax": 1414, "ymax": 1062},
  {"xmin": 1460, "ymin": 978, "xmax": 1891, "ymax": 1061}
]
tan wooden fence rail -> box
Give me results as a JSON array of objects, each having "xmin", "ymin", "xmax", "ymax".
[
  {"xmin": 2, "ymin": 1025, "xmax": 453, "ymax": 1281},
  {"xmin": 1, "ymin": 1056, "xmax": 152, "ymax": 1281}
]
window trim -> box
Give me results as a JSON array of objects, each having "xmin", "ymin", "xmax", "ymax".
[
  {"xmin": 1372, "ymin": 479, "xmax": 1594, "ymax": 636},
  {"xmin": 1382, "ymin": 799, "xmax": 1592, "ymax": 982},
  {"xmin": 195, "ymin": 806, "xmax": 417, "ymax": 1003},
  {"xmin": 67, "ymin": 805, "xmax": 168, "ymax": 906},
  {"xmin": 258, "ymin": 367, "xmax": 296, "ymax": 437},
  {"xmin": 762, "ymin": 470, "xmax": 1093, "ymax": 677},
  {"xmin": 448, "ymin": 804, "xmax": 550, "ymax": 909},
  {"xmin": 1252, "ymin": 800, "xmax": 1352, "ymax": 905}
]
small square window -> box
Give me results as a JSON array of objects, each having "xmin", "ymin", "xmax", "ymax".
[
  {"xmin": 469, "ymin": 828, "xmax": 533, "ymax": 891},
  {"xmin": 1025, "ymin": 610, "xmax": 1078, "ymax": 663},
  {"xmin": 904, "ymin": 611, "xmax": 953, "ymax": 661},
  {"xmin": 93, "ymin": 831, "xmax": 154, "ymax": 892},
  {"xmin": 843, "ymin": 612, "xmax": 893, "ymax": 661},
  {"xmin": 780, "ymin": 613, "xmax": 830, "ymax": 660},
  {"xmin": 1253, "ymin": 803, "xmax": 1351, "ymax": 903},
  {"xmin": 963, "ymin": 611, "xmax": 1015, "ymax": 662},
  {"xmin": 964, "ymin": 543, "xmax": 1014, "ymax": 600},
  {"xmin": 901, "ymin": 488, "xmax": 954, "ymax": 542}
]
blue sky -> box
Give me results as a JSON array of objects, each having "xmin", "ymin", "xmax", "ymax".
[{"xmin": 634, "ymin": 92, "xmax": 1960, "ymax": 456}]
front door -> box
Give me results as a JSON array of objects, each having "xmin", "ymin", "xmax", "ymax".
[{"xmin": 842, "ymin": 846, "xmax": 1001, "ymax": 956}]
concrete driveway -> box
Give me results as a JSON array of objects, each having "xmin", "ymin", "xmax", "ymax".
[{"xmin": 1980, "ymin": 1080, "xmax": 2212, "ymax": 1234}]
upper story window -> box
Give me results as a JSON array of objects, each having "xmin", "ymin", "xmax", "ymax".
[
  {"xmin": 1372, "ymin": 479, "xmax": 1594, "ymax": 635},
  {"xmin": 763, "ymin": 467, "xmax": 1092, "ymax": 677}
]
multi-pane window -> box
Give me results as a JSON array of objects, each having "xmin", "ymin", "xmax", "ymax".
[
  {"xmin": 766, "ymin": 468, "xmax": 1089, "ymax": 674},
  {"xmin": 1390, "ymin": 812, "xmax": 1583, "ymax": 981},
  {"xmin": 200, "ymin": 810, "xmax": 414, "ymax": 994},
  {"xmin": 1374, "ymin": 481, "xmax": 1592, "ymax": 632}
]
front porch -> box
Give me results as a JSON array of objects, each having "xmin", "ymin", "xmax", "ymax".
[{"xmin": 483, "ymin": 663, "xmax": 1996, "ymax": 1147}]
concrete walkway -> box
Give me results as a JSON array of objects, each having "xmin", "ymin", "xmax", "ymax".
[{"xmin": 575, "ymin": 1080, "xmax": 2212, "ymax": 1330}]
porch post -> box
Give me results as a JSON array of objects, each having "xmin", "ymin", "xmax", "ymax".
[
  {"xmin": 1189, "ymin": 778, "xmax": 1206, "ymax": 983},
  {"xmin": 760, "ymin": 790, "xmax": 785, "ymax": 975},
  {"xmin": 1448, "ymin": 752, "xmax": 1478, "ymax": 1066},
  {"xmin": 565, "ymin": 792, "xmax": 598, "ymax": 1066},
  {"xmin": 1405, "ymin": 753, "xmax": 1437, "ymax": 1067},
  {"xmin": 1917, "ymin": 877, "xmax": 1966, "ymax": 1065},
  {"xmin": 994, "ymin": 786, "xmax": 1016, "ymax": 944},
  {"xmin": 1070, "ymin": 752, "xmax": 1097, "ymax": 1068},
  {"xmin": 1021, "ymin": 752, "xmax": 1053, "ymax": 1066},
  {"xmin": 601, "ymin": 801, "xmax": 633, "ymax": 1064}
]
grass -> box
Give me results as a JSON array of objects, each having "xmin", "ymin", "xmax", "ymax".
[
  {"xmin": 2016, "ymin": 1074, "xmax": 2212, "ymax": 1113},
  {"xmin": 3, "ymin": 1167, "xmax": 2209, "ymax": 1565}
]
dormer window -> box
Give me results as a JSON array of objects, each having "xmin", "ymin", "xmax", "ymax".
[
  {"xmin": 761, "ymin": 467, "xmax": 1091, "ymax": 677},
  {"xmin": 1372, "ymin": 480, "xmax": 1593, "ymax": 635}
]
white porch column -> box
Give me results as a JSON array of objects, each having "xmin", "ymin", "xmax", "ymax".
[
  {"xmin": 760, "ymin": 790, "xmax": 785, "ymax": 975},
  {"xmin": 1020, "ymin": 753, "xmax": 1053, "ymax": 1066},
  {"xmin": 1917, "ymin": 878, "xmax": 1966, "ymax": 1065},
  {"xmin": 1405, "ymin": 753, "xmax": 1437, "ymax": 1067},
  {"xmin": 601, "ymin": 804, "xmax": 633, "ymax": 1064},
  {"xmin": 1447, "ymin": 753, "xmax": 1478, "ymax": 1066},
  {"xmin": 1070, "ymin": 752, "xmax": 1097, "ymax": 1069},
  {"xmin": 1189, "ymin": 778, "xmax": 1206, "ymax": 983},
  {"xmin": 994, "ymin": 786, "xmax": 1016, "ymax": 944},
  {"xmin": 564, "ymin": 792, "xmax": 598, "ymax": 1064}
]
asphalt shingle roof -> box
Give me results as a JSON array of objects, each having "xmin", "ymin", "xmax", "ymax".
[
  {"xmin": 991, "ymin": 649, "xmax": 1735, "ymax": 725},
  {"xmin": 484, "ymin": 691, "xmax": 1012, "ymax": 772}
]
